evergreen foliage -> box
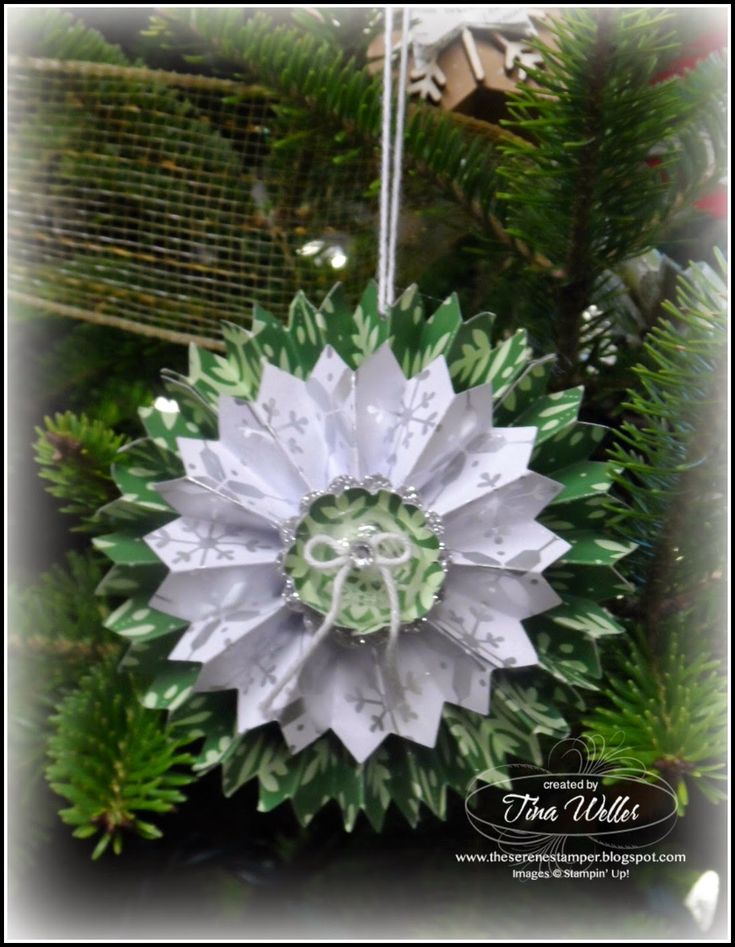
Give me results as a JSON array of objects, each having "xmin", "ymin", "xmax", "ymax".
[
  {"xmin": 46, "ymin": 658, "xmax": 196, "ymax": 858},
  {"xmin": 13, "ymin": 8, "xmax": 129, "ymax": 64},
  {"xmin": 605, "ymin": 256, "xmax": 726, "ymax": 592},
  {"xmin": 498, "ymin": 10, "xmax": 726, "ymax": 375},
  {"xmin": 8, "ymin": 552, "xmax": 123, "ymax": 862},
  {"xmin": 583, "ymin": 627, "xmax": 726, "ymax": 811},
  {"xmin": 34, "ymin": 412, "xmax": 128, "ymax": 530},
  {"xmin": 9, "ymin": 550, "xmax": 116, "ymax": 684},
  {"xmin": 584, "ymin": 258, "xmax": 727, "ymax": 809}
]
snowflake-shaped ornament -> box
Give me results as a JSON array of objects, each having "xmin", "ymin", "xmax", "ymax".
[
  {"xmin": 404, "ymin": 6, "xmax": 546, "ymax": 102},
  {"xmin": 96, "ymin": 283, "xmax": 634, "ymax": 829}
]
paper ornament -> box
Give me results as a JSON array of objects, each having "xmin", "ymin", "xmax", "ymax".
[
  {"xmin": 96, "ymin": 283, "xmax": 634, "ymax": 829},
  {"xmin": 368, "ymin": 7, "xmax": 557, "ymax": 116}
]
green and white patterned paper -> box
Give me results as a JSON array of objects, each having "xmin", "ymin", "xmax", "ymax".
[{"xmin": 95, "ymin": 282, "xmax": 633, "ymax": 830}]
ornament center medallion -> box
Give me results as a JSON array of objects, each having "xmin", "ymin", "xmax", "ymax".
[{"xmin": 283, "ymin": 484, "xmax": 447, "ymax": 635}]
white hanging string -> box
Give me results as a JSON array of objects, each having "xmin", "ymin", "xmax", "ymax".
[
  {"xmin": 261, "ymin": 9, "xmax": 415, "ymax": 716},
  {"xmin": 386, "ymin": 6, "xmax": 411, "ymax": 310},
  {"xmin": 378, "ymin": 6, "xmax": 411, "ymax": 315},
  {"xmin": 377, "ymin": 5, "xmax": 394, "ymax": 316}
]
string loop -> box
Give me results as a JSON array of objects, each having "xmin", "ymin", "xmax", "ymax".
[{"xmin": 378, "ymin": 6, "xmax": 411, "ymax": 315}]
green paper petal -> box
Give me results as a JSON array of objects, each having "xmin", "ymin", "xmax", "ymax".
[
  {"xmin": 93, "ymin": 532, "xmax": 161, "ymax": 566},
  {"xmin": 531, "ymin": 421, "xmax": 607, "ymax": 471},
  {"xmin": 559, "ymin": 531, "xmax": 637, "ymax": 566},
  {"xmin": 547, "ymin": 461, "xmax": 616, "ymax": 503},
  {"xmin": 348, "ymin": 281, "xmax": 390, "ymax": 366},
  {"xmin": 531, "ymin": 626, "xmax": 602, "ymax": 691},
  {"xmin": 539, "ymin": 495, "xmax": 610, "ymax": 532},
  {"xmin": 546, "ymin": 563, "xmax": 633, "ymax": 600},
  {"xmin": 139, "ymin": 402, "xmax": 207, "ymax": 453},
  {"xmin": 95, "ymin": 562, "xmax": 166, "ymax": 597},
  {"xmin": 187, "ymin": 344, "xmax": 253, "ymax": 404},
  {"xmin": 493, "ymin": 355, "xmax": 556, "ymax": 423},
  {"xmin": 287, "ymin": 290, "xmax": 328, "ymax": 374},
  {"xmin": 412, "ymin": 293, "xmax": 462, "ymax": 376},
  {"xmin": 514, "ymin": 387, "xmax": 584, "ymax": 444},
  {"xmin": 105, "ymin": 595, "xmax": 187, "ymax": 642},
  {"xmin": 534, "ymin": 597, "xmax": 626, "ymax": 640}
]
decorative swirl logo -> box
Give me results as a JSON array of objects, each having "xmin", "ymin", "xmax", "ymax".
[{"xmin": 465, "ymin": 735, "xmax": 678, "ymax": 861}]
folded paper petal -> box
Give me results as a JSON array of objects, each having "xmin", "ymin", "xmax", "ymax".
[
  {"xmin": 168, "ymin": 599, "xmax": 286, "ymax": 664},
  {"xmin": 306, "ymin": 346, "xmax": 359, "ymax": 481},
  {"xmin": 411, "ymin": 624, "xmax": 491, "ymax": 717},
  {"xmin": 354, "ymin": 342, "xmax": 408, "ymax": 478},
  {"xmin": 406, "ymin": 383, "xmax": 493, "ymax": 490},
  {"xmin": 253, "ymin": 361, "xmax": 334, "ymax": 490},
  {"xmin": 448, "ymin": 519, "xmax": 571, "ymax": 572},
  {"xmin": 175, "ymin": 437, "xmax": 297, "ymax": 524},
  {"xmin": 154, "ymin": 476, "xmax": 275, "ymax": 530},
  {"xmin": 144, "ymin": 516, "xmax": 281, "ymax": 572},
  {"xmin": 443, "ymin": 471, "xmax": 564, "ymax": 529},
  {"xmin": 386, "ymin": 355, "xmax": 457, "ymax": 486},
  {"xmin": 218, "ymin": 395, "xmax": 310, "ymax": 507},
  {"xmin": 327, "ymin": 637, "xmax": 453, "ymax": 763},
  {"xmin": 418, "ymin": 426, "xmax": 538, "ymax": 514},
  {"xmin": 278, "ymin": 638, "xmax": 341, "ymax": 753},
  {"xmin": 193, "ymin": 610, "xmax": 309, "ymax": 727},
  {"xmin": 150, "ymin": 562, "xmax": 283, "ymax": 624}
]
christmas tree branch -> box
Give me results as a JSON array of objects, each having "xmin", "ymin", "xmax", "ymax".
[
  {"xmin": 555, "ymin": 10, "xmax": 614, "ymax": 376},
  {"xmin": 499, "ymin": 9, "xmax": 725, "ymax": 384},
  {"xmin": 606, "ymin": 254, "xmax": 726, "ymax": 642},
  {"xmin": 34, "ymin": 412, "xmax": 128, "ymax": 531}
]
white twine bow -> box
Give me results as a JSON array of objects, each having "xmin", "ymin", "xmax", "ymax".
[{"xmin": 260, "ymin": 530, "xmax": 412, "ymax": 714}]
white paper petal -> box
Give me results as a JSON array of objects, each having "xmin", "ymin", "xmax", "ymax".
[
  {"xmin": 420, "ymin": 426, "xmax": 538, "ymax": 515},
  {"xmin": 443, "ymin": 471, "xmax": 564, "ymax": 529},
  {"xmin": 278, "ymin": 640, "xmax": 340, "ymax": 753},
  {"xmin": 354, "ymin": 342, "xmax": 408, "ymax": 478},
  {"xmin": 411, "ymin": 625, "xmax": 492, "ymax": 717},
  {"xmin": 431, "ymin": 566, "xmax": 559, "ymax": 668},
  {"xmin": 253, "ymin": 362, "xmax": 332, "ymax": 489},
  {"xmin": 193, "ymin": 611, "xmax": 308, "ymax": 727},
  {"xmin": 406, "ymin": 384, "xmax": 493, "ymax": 490},
  {"xmin": 305, "ymin": 346, "xmax": 359, "ymax": 481},
  {"xmin": 447, "ymin": 565, "xmax": 561, "ymax": 619},
  {"xmin": 431, "ymin": 608, "xmax": 536, "ymax": 671},
  {"xmin": 154, "ymin": 477, "xmax": 272, "ymax": 530},
  {"xmin": 150, "ymin": 562, "xmax": 283, "ymax": 624},
  {"xmin": 144, "ymin": 517, "xmax": 280, "ymax": 572},
  {"xmin": 448, "ymin": 519, "xmax": 571, "ymax": 572},
  {"xmin": 218, "ymin": 395, "xmax": 309, "ymax": 508},
  {"xmin": 176, "ymin": 436, "xmax": 300, "ymax": 524},
  {"xmin": 386, "ymin": 634, "xmax": 451, "ymax": 749},
  {"xmin": 327, "ymin": 646, "xmax": 391, "ymax": 762},
  {"xmin": 386, "ymin": 355, "xmax": 457, "ymax": 485},
  {"xmin": 169, "ymin": 598, "xmax": 286, "ymax": 664},
  {"xmin": 328, "ymin": 635, "xmax": 450, "ymax": 762},
  {"xmin": 236, "ymin": 632, "xmax": 311, "ymax": 730}
]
